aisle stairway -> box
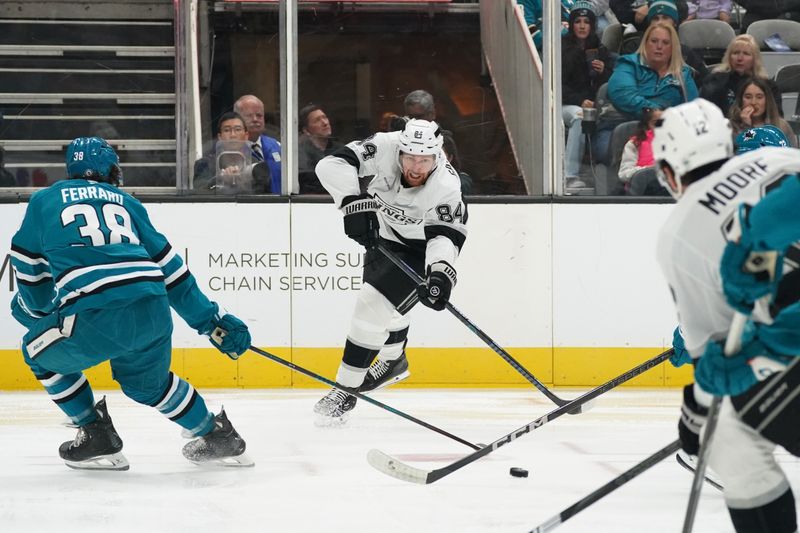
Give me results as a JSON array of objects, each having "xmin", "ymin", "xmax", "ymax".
[{"xmin": 0, "ymin": 18, "xmax": 177, "ymax": 187}]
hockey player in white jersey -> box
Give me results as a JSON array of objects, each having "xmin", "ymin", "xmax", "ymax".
[
  {"xmin": 312, "ymin": 119, "xmax": 467, "ymax": 422},
  {"xmin": 654, "ymin": 99, "xmax": 800, "ymax": 533}
]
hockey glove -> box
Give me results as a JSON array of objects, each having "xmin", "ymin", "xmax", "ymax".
[
  {"xmin": 208, "ymin": 313, "xmax": 251, "ymax": 360},
  {"xmin": 341, "ymin": 194, "xmax": 379, "ymax": 249},
  {"xmin": 670, "ymin": 326, "xmax": 692, "ymax": 368},
  {"xmin": 720, "ymin": 204, "xmax": 783, "ymax": 314},
  {"xmin": 678, "ymin": 384, "xmax": 708, "ymax": 456},
  {"xmin": 417, "ymin": 261, "xmax": 457, "ymax": 311}
]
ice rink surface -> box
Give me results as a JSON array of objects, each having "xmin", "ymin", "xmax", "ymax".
[{"xmin": 2, "ymin": 388, "xmax": 798, "ymax": 533}]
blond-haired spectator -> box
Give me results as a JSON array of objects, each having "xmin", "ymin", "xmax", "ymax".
[{"xmin": 700, "ymin": 35, "xmax": 782, "ymax": 118}]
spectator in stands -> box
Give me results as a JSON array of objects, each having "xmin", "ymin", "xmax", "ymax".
[
  {"xmin": 590, "ymin": 0, "xmax": 619, "ymax": 36},
  {"xmin": 728, "ymin": 77, "xmax": 798, "ymax": 147},
  {"xmin": 298, "ymin": 104, "xmax": 343, "ymax": 194},
  {"xmin": 685, "ymin": 0, "xmax": 731, "ymax": 22},
  {"xmin": 442, "ymin": 133, "xmax": 473, "ymax": 195},
  {"xmin": 618, "ymin": 107, "xmax": 667, "ymax": 194},
  {"xmin": 608, "ymin": 22, "xmax": 698, "ymax": 118},
  {"xmin": 404, "ymin": 89, "xmax": 437, "ymax": 121},
  {"xmin": 517, "ymin": 0, "xmax": 573, "ymax": 52},
  {"xmin": 645, "ymin": 0, "xmax": 708, "ymax": 83},
  {"xmin": 234, "ymin": 94, "xmax": 282, "ymax": 194},
  {"xmin": 700, "ymin": 35, "xmax": 781, "ymax": 118},
  {"xmin": 610, "ymin": 0, "xmax": 688, "ymax": 31},
  {"xmin": 562, "ymin": 2, "xmax": 614, "ymax": 187},
  {"xmin": 379, "ymin": 111, "xmax": 401, "ymax": 132},
  {"xmin": 735, "ymin": 0, "xmax": 800, "ymax": 32},
  {"xmin": 193, "ymin": 111, "xmax": 271, "ymax": 193}
]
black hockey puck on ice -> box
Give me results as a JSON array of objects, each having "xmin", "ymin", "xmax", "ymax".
[{"xmin": 509, "ymin": 467, "xmax": 529, "ymax": 478}]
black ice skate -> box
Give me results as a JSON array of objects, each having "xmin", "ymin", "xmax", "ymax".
[
  {"xmin": 182, "ymin": 409, "xmax": 254, "ymax": 467},
  {"xmin": 360, "ymin": 353, "xmax": 410, "ymax": 392},
  {"xmin": 59, "ymin": 397, "xmax": 130, "ymax": 471},
  {"xmin": 313, "ymin": 388, "xmax": 357, "ymax": 426}
]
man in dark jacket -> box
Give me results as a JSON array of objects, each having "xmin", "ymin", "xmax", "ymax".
[{"xmin": 736, "ymin": 0, "xmax": 800, "ymax": 32}]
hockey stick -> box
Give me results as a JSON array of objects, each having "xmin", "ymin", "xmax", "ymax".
[
  {"xmin": 376, "ymin": 243, "xmax": 579, "ymax": 412},
  {"xmin": 246, "ymin": 345, "xmax": 481, "ymax": 451},
  {"xmin": 681, "ymin": 311, "xmax": 748, "ymax": 533},
  {"xmin": 529, "ymin": 440, "xmax": 681, "ymax": 532},
  {"xmin": 367, "ymin": 347, "xmax": 672, "ymax": 484}
]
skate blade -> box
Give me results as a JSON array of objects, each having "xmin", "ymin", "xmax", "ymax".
[
  {"xmin": 313, "ymin": 411, "xmax": 352, "ymax": 428},
  {"xmin": 369, "ymin": 370, "xmax": 411, "ymax": 392},
  {"xmin": 64, "ymin": 452, "xmax": 130, "ymax": 471},
  {"xmin": 188, "ymin": 452, "xmax": 255, "ymax": 468},
  {"xmin": 675, "ymin": 451, "xmax": 724, "ymax": 491}
]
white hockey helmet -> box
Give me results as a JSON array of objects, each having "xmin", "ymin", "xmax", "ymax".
[
  {"xmin": 398, "ymin": 119, "xmax": 444, "ymax": 162},
  {"xmin": 653, "ymin": 98, "xmax": 733, "ymax": 198}
]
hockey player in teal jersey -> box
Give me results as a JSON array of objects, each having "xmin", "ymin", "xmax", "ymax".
[
  {"xmin": 720, "ymin": 126, "xmax": 800, "ymax": 315},
  {"xmin": 654, "ymin": 102, "xmax": 800, "ymax": 533},
  {"xmin": 10, "ymin": 137, "xmax": 253, "ymax": 470}
]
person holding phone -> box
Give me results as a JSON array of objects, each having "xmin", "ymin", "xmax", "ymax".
[{"xmin": 561, "ymin": 1, "xmax": 614, "ymax": 188}]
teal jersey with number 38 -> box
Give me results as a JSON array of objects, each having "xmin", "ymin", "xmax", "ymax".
[{"xmin": 10, "ymin": 179, "xmax": 217, "ymax": 333}]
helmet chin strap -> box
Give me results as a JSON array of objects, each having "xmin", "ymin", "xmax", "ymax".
[{"xmin": 656, "ymin": 162, "xmax": 683, "ymax": 200}]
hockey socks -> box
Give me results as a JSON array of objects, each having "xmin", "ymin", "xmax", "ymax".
[
  {"xmin": 151, "ymin": 372, "xmax": 215, "ymax": 437},
  {"xmin": 35, "ymin": 371, "xmax": 96, "ymax": 427},
  {"xmin": 729, "ymin": 488, "xmax": 797, "ymax": 533}
]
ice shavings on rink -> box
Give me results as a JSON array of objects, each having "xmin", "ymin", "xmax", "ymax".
[{"xmin": 1, "ymin": 389, "xmax": 797, "ymax": 533}]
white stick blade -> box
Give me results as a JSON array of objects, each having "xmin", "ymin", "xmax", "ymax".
[{"xmin": 367, "ymin": 449, "xmax": 430, "ymax": 484}]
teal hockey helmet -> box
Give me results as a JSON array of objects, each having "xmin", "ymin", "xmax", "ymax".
[
  {"xmin": 735, "ymin": 126, "xmax": 790, "ymax": 154},
  {"xmin": 65, "ymin": 137, "xmax": 123, "ymax": 186}
]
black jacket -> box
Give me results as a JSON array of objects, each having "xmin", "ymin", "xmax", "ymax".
[
  {"xmin": 561, "ymin": 35, "xmax": 614, "ymax": 106},
  {"xmin": 700, "ymin": 71, "xmax": 783, "ymax": 117},
  {"xmin": 736, "ymin": 0, "xmax": 800, "ymax": 31}
]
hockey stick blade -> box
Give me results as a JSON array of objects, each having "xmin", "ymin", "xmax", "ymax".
[
  {"xmin": 376, "ymin": 243, "xmax": 577, "ymax": 411},
  {"xmin": 368, "ymin": 348, "xmax": 673, "ymax": 484},
  {"xmin": 247, "ymin": 346, "xmax": 481, "ymax": 451}
]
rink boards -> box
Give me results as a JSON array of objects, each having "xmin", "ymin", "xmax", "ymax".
[{"xmin": 0, "ymin": 201, "xmax": 692, "ymax": 389}]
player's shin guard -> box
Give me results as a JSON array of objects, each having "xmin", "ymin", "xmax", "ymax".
[
  {"xmin": 36, "ymin": 371, "xmax": 96, "ymax": 427},
  {"xmin": 729, "ymin": 488, "xmax": 797, "ymax": 533},
  {"xmin": 150, "ymin": 372, "xmax": 214, "ymax": 437}
]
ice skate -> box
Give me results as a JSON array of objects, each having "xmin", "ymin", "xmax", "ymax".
[
  {"xmin": 360, "ymin": 353, "xmax": 410, "ymax": 392},
  {"xmin": 59, "ymin": 397, "xmax": 130, "ymax": 471},
  {"xmin": 313, "ymin": 388, "xmax": 357, "ymax": 426},
  {"xmin": 675, "ymin": 449, "xmax": 724, "ymax": 491},
  {"xmin": 182, "ymin": 408, "xmax": 253, "ymax": 467}
]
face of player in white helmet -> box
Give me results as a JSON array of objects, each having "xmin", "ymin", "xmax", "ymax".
[{"xmin": 400, "ymin": 153, "xmax": 435, "ymax": 187}]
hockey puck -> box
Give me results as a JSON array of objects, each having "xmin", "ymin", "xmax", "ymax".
[{"xmin": 509, "ymin": 467, "xmax": 529, "ymax": 478}]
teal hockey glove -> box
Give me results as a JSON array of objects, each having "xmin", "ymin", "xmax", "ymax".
[
  {"xmin": 209, "ymin": 313, "xmax": 251, "ymax": 360},
  {"xmin": 670, "ymin": 326, "xmax": 692, "ymax": 368}
]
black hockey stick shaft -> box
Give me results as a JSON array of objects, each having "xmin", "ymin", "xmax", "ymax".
[
  {"xmin": 368, "ymin": 348, "xmax": 673, "ymax": 484},
  {"xmin": 376, "ymin": 243, "xmax": 573, "ymax": 409},
  {"xmin": 529, "ymin": 440, "xmax": 681, "ymax": 532},
  {"xmin": 247, "ymin": 345, "xmax": 481, "ymax": 451}
]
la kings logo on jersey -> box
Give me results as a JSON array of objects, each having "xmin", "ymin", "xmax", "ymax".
[{"xmin": 373, "ymin": 194, "xmax": 422, "ymax": 225}]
